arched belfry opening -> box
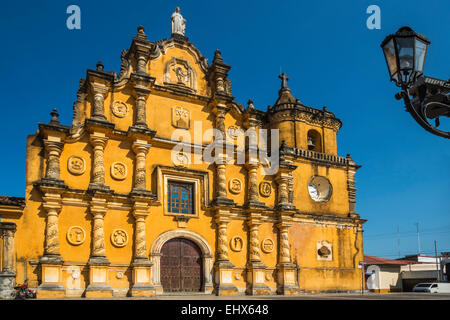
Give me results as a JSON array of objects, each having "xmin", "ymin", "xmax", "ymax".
[{"xmin": 307, "ymin": 129, "xmax": 323, "ymax": 152}]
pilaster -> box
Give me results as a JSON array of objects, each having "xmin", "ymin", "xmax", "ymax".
[
  {"xmin": 246, "ymin": 214, "xmax": 270, "ymax": 295},
  {"xmin": 37, "ymin": 194, "xmax": 65, "ymax": 299},
  {"xmin": 0, "ymin": 222, "xmax": 17, "ymax": 300},
  {"xmin": 130, "ymin": 198, "xmax": 155, "ymax": 297},
  {"xmin": 275, "ymin": 218, "xmax": 299, "ymax": 295},
  {"xmin": 214, "ymin": 211, "xmax": 237, "ymax": 296},
  {"xmin": 85, "ymin": 196, "xmax": 113, "ymax": 298}
]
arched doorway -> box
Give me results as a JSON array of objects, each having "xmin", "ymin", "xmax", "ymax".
[{"xmin": 160, "ymin": 238, "xmax": 202, "ymax": 292}]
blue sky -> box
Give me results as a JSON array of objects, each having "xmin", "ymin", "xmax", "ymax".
[{"xmin": 0, "ymin": 0, "xmax": 448, "ymax": 258}]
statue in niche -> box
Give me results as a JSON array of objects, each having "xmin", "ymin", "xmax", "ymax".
[
  {"xmin": 171, "ymin": 7, "xmax": 186, "ymax": 36},
  {"xmin": 174, "ymin": 66, "xmax": 191, "ymax": 85}
]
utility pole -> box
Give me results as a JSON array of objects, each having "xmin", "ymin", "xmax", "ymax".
[
  {"xmin": 415, "ymin": 223, "xmax": 421, "ymax": 255},
  {"xmin": 397, "ymin": 225, "xmax": 401, "ymax": 258},
  {"xmin": 434, "ymin": 240, "xmax": 440, "ymax": 282}
]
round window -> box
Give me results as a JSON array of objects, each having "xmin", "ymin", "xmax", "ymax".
[{"xmin": 308, "ymin": 176, "xmax": 332, "ymax": 202}]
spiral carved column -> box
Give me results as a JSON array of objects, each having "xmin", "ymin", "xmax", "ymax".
[
  {"xmin": 134, "ymin": 87, "xmax": 150, "ymax": 128},
  {"xmin": 43, "ymin": 140, "xmax": 64, "ymax": 180},
  {"xmin": 216, "ymin": 217, "xmax": 230, "ymax": 262},
  {"xmin": 132, "ymin": 141, "xmax": 151, "ymax": 190},
  {"xmin": 248, "ymin": 221, "xmax": 261, "ymax": 262},
  {"xmin": 89, "ymin": 134, "xmax": 109, "ymax": 189},
  {"xmin": 278, "ymin": 225, "xmax": 291, "ymax": 264}
]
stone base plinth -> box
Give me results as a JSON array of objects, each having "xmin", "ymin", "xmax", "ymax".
[
  {"xmin": 0, "ymin": 273, "xmax": 16, "ymax": 300},
  {"xmin": 85, "ymin": 284, "xmax": 113, "ymax": 298},
  {"xmin": 276, "ymin": 263, "xmax": 299, "ymax": 295},
  {"xmin": 130, "ymin": 285, "xmax": 156, "ymax": 297},
  {"xmin": 247, "ymin": 263, "xmax": 270, "ymax": 295},
  {"xmin": 36, "ymin": 284, "xmax": 65, "ymax": 299},
  {"xmin": 214, "ymin": 261, "xmax": 238, "ymax": 296}
]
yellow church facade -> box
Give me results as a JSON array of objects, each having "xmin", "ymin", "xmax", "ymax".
[{"xmin": 0, "ymin": 10, "xmax": 365, "ymax": 298}]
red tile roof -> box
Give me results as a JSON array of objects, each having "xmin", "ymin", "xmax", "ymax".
[{"xmin": 364, "ymin": 255, "xmax": 420, "ymax": 265}]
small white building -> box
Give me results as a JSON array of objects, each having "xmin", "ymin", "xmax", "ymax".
[{"xmin": 364, "ymin": 255, "xmax": 419, "ymax": 292}]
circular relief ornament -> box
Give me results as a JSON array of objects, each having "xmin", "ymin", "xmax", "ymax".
[
  {"xmin": 111, "ymin": 162, "xmax": 127, "ymax": 180},
  {"xmin": 116, "ymin": 271, "xmax": 124, "ymax": 279},
  {"xmin": 259, "ymin": 182, "xmax": 272, "ymax": 197},
  {"xmin": 172, "ymin": 151, "xmax": 190, "ymax": 167},
  {"xmin": 66, "ymin": 226, "xmax": 86, "ymax": 245},
  {"xmin": 227, "ymin": 126, "xmax": 243, "ymax": 139},
  {"xmin": 67, "ymin": 156, "xmax": 86, "ymax": 175},
  {"xmin": 228, "ymin": 178, "xmax": 243, "ymax": 194},
  {"xmin": 308, "ymin": 176, "xmax": 332, "ymax": 202},
  {"xmin": 261, "ymin": 238, "xmax": 274, "ymax": 253},
  {"xmin": 111, "ymin": 229, "xmax": 128, "ymax": 247},
  {"xmin": 111, "ymin": 101, "xmax": 129, "ymax": 118},
  {"xmin": 230, "ymin": 236, "xmax": 244, "ymax": 252}
]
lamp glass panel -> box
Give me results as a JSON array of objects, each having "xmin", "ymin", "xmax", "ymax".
[
  {"xmin": 396, "ymin": 37, "xmax": 414, "ymax": 72},
  {"xmin": 414, "ymin": 39, "xmax": 428, "ymax": 73},
  {"xmin": 382, "ymin": 39, "xmax": 398, "ymax": 78}
]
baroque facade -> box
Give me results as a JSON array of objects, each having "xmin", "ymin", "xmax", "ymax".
[{"xmin": 0, "ymin": 10, "xmax": 365, "ymax": 298}]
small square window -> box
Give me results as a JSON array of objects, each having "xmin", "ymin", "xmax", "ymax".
[{"xmin": 168, "ymin": 181, "xmax": 194, "ymax": 215}]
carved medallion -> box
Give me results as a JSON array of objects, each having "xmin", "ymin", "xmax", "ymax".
[
  {"xmin": 111, "ymin": 162, "xmax": 127, "ymax": 180},
  {"xmin": 111, "ymin": 229, "xmax": 128, "ymax": 247},
  {"xmin": 261, "ymin": 238, "xmax": 274, "ymax": 253},
  {"xmin": 259, "ymin": 182, "xmax": 272, "ymax": 197},
  {"xmin": 228, "ymin": 178, "xmax": 242, "ymax": 194},
  {"xmin": 317, "ymin": 240, "xmax": 332, "ymax": 261},
  {"xmin": 111, "ymin": 101, "xmax": 129, "ymax": 118},
  {"xmin": 67, "ymin": 156, "xmax": 86, "ymax": 175},
  {"xmin": 265, "ymin": 272, "xmax": 271, "ymax": 281},
  {"xmin": 172, "ymin": 106, "xmax": 190, "ymax": 129},
  {"xmin": 66, "ymin": 226, "xmax": 86, "ymax": 246},
  {"xmin": 172, "ymin": 151, "xmax": 190, "ymax": 167},
  {"xmin": 230, "ymin": 236, "xmax": 244, "ymax": 252},
  {"xmin": 116, "ymin": 271, "xmax": 124, "ymax": 279},
  {"xmin": 227, "ymin": 126, "xmax": 243, "ymax": 140}
]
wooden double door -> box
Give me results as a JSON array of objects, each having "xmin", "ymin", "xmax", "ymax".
[{"xmin": 160, "ymin": 238, "xmax": 203, "ymax": 292}]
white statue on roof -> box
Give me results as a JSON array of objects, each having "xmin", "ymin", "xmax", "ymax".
[{"xmin": 171, "ymin": 7, "xmax": 186, "ymax": 36}]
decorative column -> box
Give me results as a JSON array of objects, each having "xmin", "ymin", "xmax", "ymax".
[
  {"xmin": 346, "ymin": 154, "xmax": 361, "ymax": 218},
  {"xmin": 90, "ymin": 81, "xmax": 108, "ymax": 121},
  {"xmin": 275, "ymin": 173, "xmax": 290, "ymax": 207},
  {"xmin": 214, "ymin": 212, "xmax": 237, "ymax": 296},
  {"xmin": 43, "ymin": 139, "xmax": 64, "ymax": 182},
  {"xmin": 133, "ymin": 86, "xmax": 150, "ymax": 128},
  {"xmin": 246, "ymin": 216, "xmax": 270, "ymax": 295},
  {"xmin": 88, "ymin": 133, "xmax": 109, "ymax": 191},
  {"xmin": 36, "ymin": 194, "xmax": 66, "ymax": 298},
  {"xmin": 276, "ymin": 218, "xmax": 299, "ymax": 295},
  {"xmin": 130, "ymin": 200, "xmax": 155, "ymax": 297},
  {"xmin": 0, "ymin": 222, "xmax": 17, "ymax": 300},
  {"xmin": 131, "ymin": 140, "xmax": 151, "ymax": 191},
  {"xmin": 85, "ymin": 197, "xmax": 113, "ymax": 298},
  {"xmin": 211, "ymin": 105, "xmax": 234, "ymax": 206}
]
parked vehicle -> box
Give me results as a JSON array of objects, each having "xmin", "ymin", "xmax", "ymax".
[
  {"xmin": 413, "ymin": 282, "xmax": 450, "ymax": 293},
  {"xmin": 14, "ymin": 283, "xmax": 36, "ymax": 299}
]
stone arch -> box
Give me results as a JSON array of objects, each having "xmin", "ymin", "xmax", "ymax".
[{"xmin": 150, "ymin": 229, "xmax": 213, "ymax": 294}]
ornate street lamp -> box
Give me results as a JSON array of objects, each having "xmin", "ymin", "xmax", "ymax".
[{"xmin": 381, "ymin": 26, "xmax": 450, "ymax": 138}]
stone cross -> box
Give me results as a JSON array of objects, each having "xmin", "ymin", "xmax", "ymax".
[{"xmin": 279, "ymin": 72, "xmax": 289, "ymax": 89}]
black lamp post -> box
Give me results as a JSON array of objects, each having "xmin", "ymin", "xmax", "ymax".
[{"xmin": 381, "ymin": 26, "xmax": 450, "ymax": 138}]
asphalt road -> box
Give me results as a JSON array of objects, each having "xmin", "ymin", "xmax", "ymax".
[{"xmin": 36, "ymin": 292, "xmax": 450, "ymax": 300}]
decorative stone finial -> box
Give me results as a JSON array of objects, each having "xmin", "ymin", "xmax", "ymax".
[
  {"xmin": 137, "ymin": 25, "xmax": 146, "ymax": 38},
  {"xmin": 247, "ymin": 99, "xmax": 255, "ymax": 110},
  {"xmin": 323, "ymin": 106, "xmax": 328, "ymax": 111},
  {"xmin": 171, "ymin": 7, "xmax": 186, "ymax": 37},
  {"xmin": 279, "ymin": 72, "xmax": 289, "ymax": 89},
  {"xmin": 50, "ymin": 108, "xmax": 60, "ymax": 124},
  {"xmin": 96, "ymin": 61, "xmax": 104, "ymax": 71}
]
